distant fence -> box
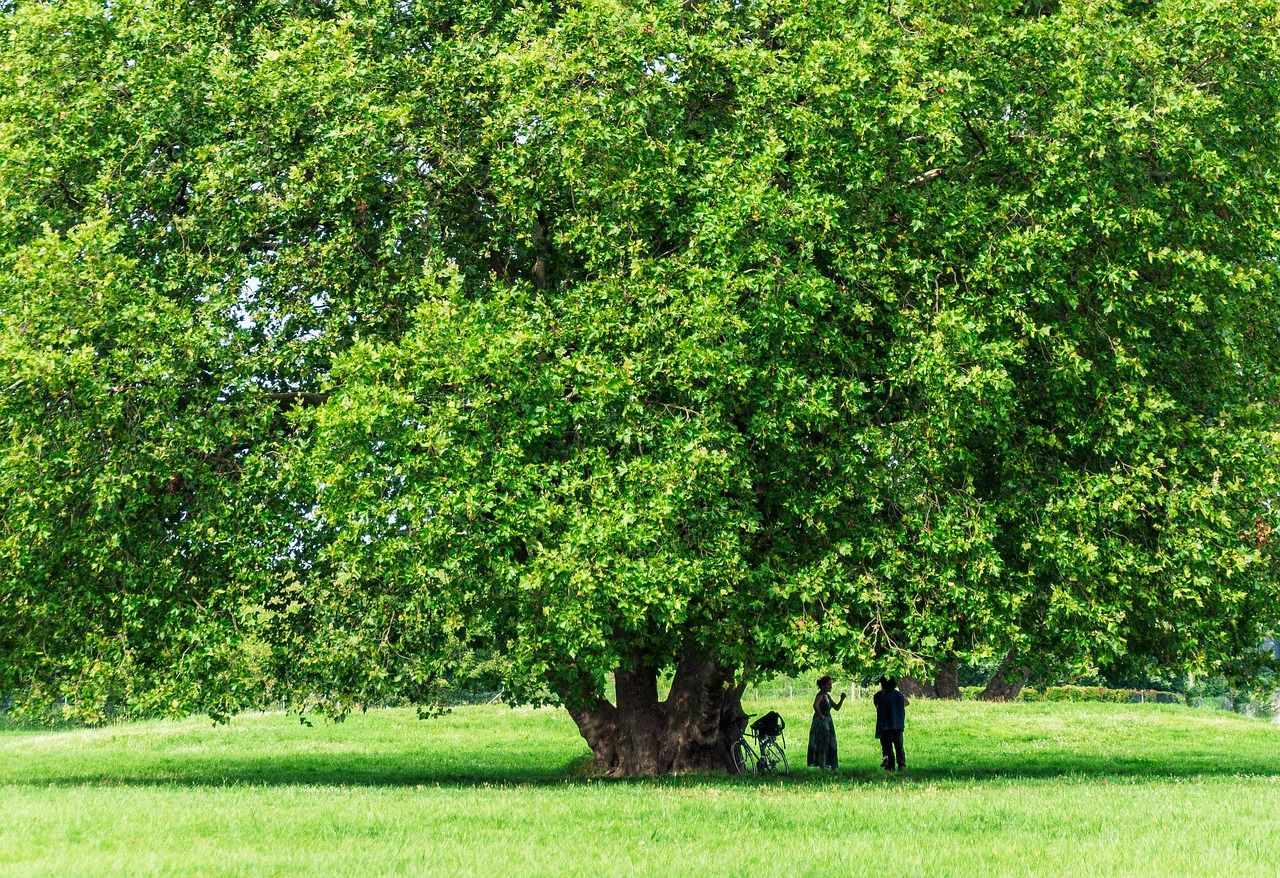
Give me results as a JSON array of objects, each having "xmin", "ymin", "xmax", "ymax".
[{"xmin": 751, "ymin": 681, "xmax": 1190, "ymax": 706}]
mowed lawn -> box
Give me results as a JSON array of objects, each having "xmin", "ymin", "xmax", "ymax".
[{"xmin": 2, "ymin": 697, "xmax": 1278, "ymax": 877}]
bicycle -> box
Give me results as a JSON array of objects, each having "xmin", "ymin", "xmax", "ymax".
[{"xmin": 730, "ymin": 711, "xmax": 789, "ymax": 775}]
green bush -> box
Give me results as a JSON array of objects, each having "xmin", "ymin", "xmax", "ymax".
[
  {"xmin": 1031, "ymin": 686, "xmax": 1182, "ymax": 704},
  {"xmin": 957, "ymin": 685, "xmax": 1182, "ymax": 704}
]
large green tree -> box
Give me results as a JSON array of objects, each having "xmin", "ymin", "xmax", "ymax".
[{"xmin": 3, "ymin": 0, "xmax": 1279, "ymax": 773}]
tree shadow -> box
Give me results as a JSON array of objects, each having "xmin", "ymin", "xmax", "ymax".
[
  {"xmin": 5, "ymin": 702, "xmax": 1276, "ymax": 790},
  {"xmin": 9, "ymin": 749, "xmax": 1277, "ymax": 790}
]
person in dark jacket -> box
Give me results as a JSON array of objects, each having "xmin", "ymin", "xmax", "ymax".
[
  {"xmin": 873, "ymin": 676, "xmax": 909, "ymax": 771},
  {"xmin": 807, "ymin": 675, "xmax": 846, "ymax": 770}
]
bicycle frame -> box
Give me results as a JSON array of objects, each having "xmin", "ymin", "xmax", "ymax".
[{"xmin": 730, "ymin": 715, "xmax": 789, "ymax": 775}]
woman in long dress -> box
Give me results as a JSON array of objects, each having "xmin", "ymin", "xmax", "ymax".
[{"xmin": 807, "ymin": 675, "xmax": 846, "ymax": 770}]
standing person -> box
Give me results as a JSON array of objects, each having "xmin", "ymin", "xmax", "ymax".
[
  {"xmin": 873, "ymin": 676, "xmax": 909, "ymax": 771},
  {"xmin": 807, "ymin": 675, "xmax": 846, "ymax": 770}
]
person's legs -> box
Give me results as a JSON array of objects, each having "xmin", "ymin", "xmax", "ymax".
[
  {"xmin": 879, "ymin": 735, "xmax": 894, "ymax": 770},
  {"xmin": 892, "ymin": 730, "xmax": 906, "ymax": 770}
]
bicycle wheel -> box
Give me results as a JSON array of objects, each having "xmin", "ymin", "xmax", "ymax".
[
  {"xmin": 759, "ymin": 737, "xmax": 789, "ymax": 775},
  {"xmin": 731, "ymin": 738, "xmax": 759, "ymax": 775}
]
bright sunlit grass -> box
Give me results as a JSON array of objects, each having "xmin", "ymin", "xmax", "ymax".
[{"xmin": 2, "ymin": 698, "xmax": 1277, "ymax": 877}]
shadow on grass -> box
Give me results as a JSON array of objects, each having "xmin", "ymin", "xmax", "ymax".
[
  {"xmin": 8, "ymin": 750, "xmax": 1278, "ymax": 790},
  {"xmin": 6, "ymin": 702, "xmax": 1277, "ymax": 790}
]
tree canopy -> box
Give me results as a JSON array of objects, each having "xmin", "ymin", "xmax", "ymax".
[{"xmin": 3, "ymin": 0, "xmax": 1280, "ymax": 772}]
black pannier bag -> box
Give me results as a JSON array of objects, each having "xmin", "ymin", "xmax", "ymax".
[{"xmin": 751, "ymin": 711, "xmax": 785, "ymax": 738}]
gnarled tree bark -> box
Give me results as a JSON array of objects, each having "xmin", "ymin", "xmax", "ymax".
[
  {"xmin": 933, "ymin": 658, "xmax": 961, "ymax": 699},
  {"xmin": 978, "ymin": 648, "xmax": 1030, "ymax": 701},
  {"xmin": 899, "ymin": 676, "xmax": 930, "ymax": 698},
  {"xmin": 900, "ymin": 658, "xmax": 961, "ymax": 699},
  {"xmin": 560, "ymin": 651, "xmax": 746, "ymax": 777}
]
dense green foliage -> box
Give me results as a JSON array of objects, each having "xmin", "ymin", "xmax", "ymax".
[
  {"xmin": 3, "ymin": 0, "xmax": 1280, "ymax": 725},
  {"xmin": 2, "ymin": 700, "xmax": 1279, "ymax": 876}
]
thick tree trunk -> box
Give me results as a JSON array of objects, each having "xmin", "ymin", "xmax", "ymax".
[
  {"xmin": 901, "ymin": 659, "xmax": 960, "ymax": 699},
  {"xmin": 561, "ymin": 652, "xmax": 746, "ymax": 777},
  {"xmin": 978, "ymin": 649, "xmax": 1030, "ymax": 701},
  {"xmin": 899, "ymin": 676, "xmax": 930, "ymax": 698},
  {"xmin": 933, "ymin": 658, "xmax": 961, "ymax": 699}
]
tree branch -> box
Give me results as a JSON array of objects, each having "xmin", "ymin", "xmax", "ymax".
[{"xmin": 907, "ymin": 168, "xmax": 944, "ymax": 186}]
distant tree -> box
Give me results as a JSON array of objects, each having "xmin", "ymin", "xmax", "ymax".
[{"xmin": 3, "ymin": 0, "xmax": 1280, "ymax": 772}]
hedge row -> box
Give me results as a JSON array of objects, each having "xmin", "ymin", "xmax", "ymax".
[{"xmin": 957, "ymin": 685, "xmax": 1183, "ymax": 704}]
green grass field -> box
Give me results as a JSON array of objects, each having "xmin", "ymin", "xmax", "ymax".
[{"xmin": 2, "ymin": 697, "xmax": 1277, "ymax": 877}]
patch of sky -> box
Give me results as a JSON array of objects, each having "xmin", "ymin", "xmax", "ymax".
[
  {"xmin": 514, "ymin": 118, "xmax": 542, "ymax": 146},
  {"xmin": 642, "ymin": 53, "xmax": 682, "ymax": 83},
  {"xmin": 1003, "ymin": 104, "xmax": 1030, "ymax": 129},
  {"xmin": 129, "ymin": 208, "xmax": 159, "ymax": 229},
  {"xmin": 233, "ymin": 276, "xmax": 262, "ymax": 330}
]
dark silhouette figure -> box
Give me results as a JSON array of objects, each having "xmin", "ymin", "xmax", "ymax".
[
  {"xmin": 873, "ymin": 676, "xmax": 909, "ymax": 771},
  {"xmin": 807, "ymin": 675, "xmax": 846, "ymax": 770}
]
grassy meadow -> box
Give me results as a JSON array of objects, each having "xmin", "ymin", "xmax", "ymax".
[{"xmin": 2, "ymin": 696, "xmax": 1278, "ymax": 877}]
